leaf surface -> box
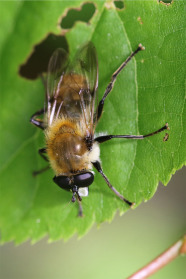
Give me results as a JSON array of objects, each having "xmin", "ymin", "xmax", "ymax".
[{"xmin": 0, "ymin": 0, "xmax": 185, "ymax": 243}]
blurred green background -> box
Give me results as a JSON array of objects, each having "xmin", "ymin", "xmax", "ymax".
[{"xmin": 0, "ymin": 167, "xmax": 185, "ymax": 279}]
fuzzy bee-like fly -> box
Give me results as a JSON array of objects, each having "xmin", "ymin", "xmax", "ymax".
[{"xmin": 31, "ymin": 42, "xmax": 169, "ymax": 216}]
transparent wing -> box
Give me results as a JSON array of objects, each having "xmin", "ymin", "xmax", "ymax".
[
  {"xmin": 46, "ymin": 42, "xmax": 98, "ymax": 136},
  {"xmin": 46, "ymin": 48, "xmax": 69, "ymax": 124},
  {"xmin": 68, "ymin": 42, "xmax": 98, "ymax": 135}
]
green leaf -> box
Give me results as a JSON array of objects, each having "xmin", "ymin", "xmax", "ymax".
[{"xmin": 0, "ymin": 0, "xmax": 185, "ymax": 243}]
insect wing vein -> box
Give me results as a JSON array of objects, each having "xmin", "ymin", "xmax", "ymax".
[{"xmin": 46, "ymin": 42, "xmax": 98, "ymax": 137}]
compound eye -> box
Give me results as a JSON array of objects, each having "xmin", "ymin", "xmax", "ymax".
[
  {"xmin": 74, "ymin": 172, "xmax": 94, "ymax": 188},
  {"xmin": 53, "ymin": 175, "xmax": 72, "ymax": 191}
]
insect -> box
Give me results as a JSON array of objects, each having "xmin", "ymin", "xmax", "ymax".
[{"xmin": 31, "ymin": 42, "xmax": 169, "ymax": 216}]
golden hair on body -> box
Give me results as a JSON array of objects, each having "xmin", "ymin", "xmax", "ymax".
[{"xmin": 45, "ymin": 117, "xmax": 100, "ymax": 175}]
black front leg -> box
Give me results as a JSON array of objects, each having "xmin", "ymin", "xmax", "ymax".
[{"xmin": 92, "ymin": 161, "xmax": 133, "ymax": 206}]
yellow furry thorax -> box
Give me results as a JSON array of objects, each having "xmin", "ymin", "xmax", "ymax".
[{"xmin": 44, "ymin": 117, "xmax": 100, "ymax": 176}]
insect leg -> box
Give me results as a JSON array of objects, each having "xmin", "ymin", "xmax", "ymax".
[
  {"xmin": 95, "ymin": 123, "xmax": 169, "ymax": 143},
  {"xmin": 71, "ymin": 188, "xmax": 83, "ymax": 217},
  {"xmin": 77, "ymin": 198, "xmax": 83, "ymax": 217},
  {"xmin": 32, "ymin": 165, "xmax": 50, "ymax": 176},
  {"xmin": 97, "ymin": 44, "xmax": 144, "ymax": 121},
  {"xmin": 38, "ymin": 148, "xmax": 49, "ymax": 162},
  {"xmin": 32, "ymin": 148, "xmax": 49, "ymax": 176},
  {"xmin": 30, "ymin": 108, "xmax": 45, "ymax": 130},
  {"xmin": 92, "ymin": 161, "xmax": 134, "ymax": 206}
]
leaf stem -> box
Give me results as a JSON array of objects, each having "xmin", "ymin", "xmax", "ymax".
[{"xmin": 127, "ymin": 234, "xmax": 186, "ymax": 279}]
